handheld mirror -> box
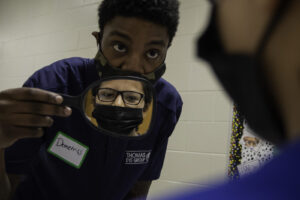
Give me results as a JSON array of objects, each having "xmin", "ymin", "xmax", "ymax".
[{"xmin": 60, "ymin": 76, "xmax": 156, "ymax": 139}]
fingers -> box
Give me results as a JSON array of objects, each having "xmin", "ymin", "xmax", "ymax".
[
  {"xmin": 2, "ymin": 114, "xmax": 54, "ymax": 127},
  {"xmin": 0, "ymin": 87, "xmax": 73, "ymax": 149},
  {"xmin": 6, "ymin": 126, "xmax": 44, "ymax": 141},
  {"xmin": 1, "ymin": 100, "xmax": 72, "ymax": 117},
  {"xmin": 0, "ymin": 87, "xmax": 63, "ymax": 105},
  {"xmin": 0, "ymin": 87, "xmax": 72, "ymax": 118},
  {"xmin": 0, "ymin": 125, "xmax": 44, "ymax": 148}
]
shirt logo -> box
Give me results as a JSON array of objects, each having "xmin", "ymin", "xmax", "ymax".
[
  {"xmin": 125, "ymin": 150, "xmax": 151, "ymax": 165},
  {"xmin": 48, "ymin": 132, "xmax": 89, "ymax": 169}
]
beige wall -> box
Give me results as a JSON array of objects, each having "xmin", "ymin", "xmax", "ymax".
[{"xmin": 0, "ymin": 0, "xmax": 232, "ymax": 198}]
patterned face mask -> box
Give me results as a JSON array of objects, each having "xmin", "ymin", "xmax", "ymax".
[{"xmin": 94, "ymin": 50, "xmax": 166, "ymax": 84}]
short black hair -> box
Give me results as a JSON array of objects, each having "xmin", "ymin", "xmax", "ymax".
[{"xmin": 98, "ymin": 0, "xmax": 180, "ymax": 46}]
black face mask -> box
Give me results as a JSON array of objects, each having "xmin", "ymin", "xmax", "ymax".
[
  {"xmin": 94, "ymin": 49, "xmax": 166, "ymax": 84},
  {"xmin": 92, "ymin": 105, "xmax": 143, "ymax": 135},
  {"xmin": 197, "ymin": 0, "xmax": 292, "ymax": 145}
]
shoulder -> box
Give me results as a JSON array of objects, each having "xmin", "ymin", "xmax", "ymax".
[
  {"xmin": 154, "ymin": 78, "xmax": 183, "ymax": 113},
  {"xmin": 24, "ymin": 57, "xmax": 98, "ymax": 94}
]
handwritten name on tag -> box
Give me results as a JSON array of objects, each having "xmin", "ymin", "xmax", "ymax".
[{"xmin": 48, "ymin": 132, "xmax": 89, "ymax": 169}]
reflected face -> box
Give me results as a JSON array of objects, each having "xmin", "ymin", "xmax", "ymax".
[
  {"xmin": 101, "ymin": 16, "xmax": 169, "ymax": 74},
  {"xmin": 243, "ymin": 136, "xmax": 259, "ymax": 148},
  {"xmin": 95, "ymin": 79, "xmax": 145, "ymax": 109}
]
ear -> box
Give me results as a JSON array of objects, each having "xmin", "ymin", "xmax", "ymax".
[{"xmin": 92, "ymin": 31, "xmax": 100, "ymax": 46}]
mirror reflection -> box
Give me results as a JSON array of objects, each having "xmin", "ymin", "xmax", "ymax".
[
  {"xmin": 62, "ymin": 76, "xmax": 155, "ymax": 138},
  {"xmin": 86, "ymin": 78, "xmax": 153, "ymax": 137}
]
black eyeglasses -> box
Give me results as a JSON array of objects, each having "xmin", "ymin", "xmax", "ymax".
[{"xmin": 96, "ymin": 88, "xmax": 144, "ymax": 105}]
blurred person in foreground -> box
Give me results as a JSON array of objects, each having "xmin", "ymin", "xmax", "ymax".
[{"xmin": 160, "ymin": 0, "xmax": 300, "ymax": 199}]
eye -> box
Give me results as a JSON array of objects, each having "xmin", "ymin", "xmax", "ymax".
[
  {"xmin": 125, "ymin": 95, "xmax": 139, "ymax": 103},
  {"xmin": 146, "ymin": 49, "xmax": 159, "ymax": 59},
  {"xmin": 98, "ymin": 89, "xmax": 116, "ymax": 101},
  {"xmin": 102, "ymin": 92, "xmax": 114, "ymax": 98},
  {"xmin": 113, "ymin": 43, "xmax": 127, "ymax": 53},
  {"xmin": 123, "ymin": 92, "xmax": 143, "ymax": 104}
]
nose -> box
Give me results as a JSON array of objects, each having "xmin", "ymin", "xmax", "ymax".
[
  {"xmin": 121, "ymin": 53, "xmax": 145, "ymax": 74},
  {"xmin": 112, "ymin": 94, "xmax": 125, "ymax": 107}
]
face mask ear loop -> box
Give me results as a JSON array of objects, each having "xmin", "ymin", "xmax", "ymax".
[{"xmin": 256, "ymin": 0, "xmax": 293, "ymax": 58}]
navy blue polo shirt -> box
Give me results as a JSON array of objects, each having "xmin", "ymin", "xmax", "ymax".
[{"xmin": 5, "ymin": 57, "xmax": 183, "ymax": 200}]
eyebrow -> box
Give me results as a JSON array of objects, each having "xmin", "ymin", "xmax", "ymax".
[
  {"xmin": 108, "ymin": 30, "xmax": 167, "ymax": 47},
  {"xmin": 108, "ymin": 30, "xmax": 132, "ymax": 42},
  {"xmin": 146, "ymin": 40, "xmax": 167, "ymax": 47}
]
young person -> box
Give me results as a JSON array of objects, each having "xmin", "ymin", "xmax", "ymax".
[{"xmin": 0, "ymin": 0, "xmax": 182, "ymax": 199}]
